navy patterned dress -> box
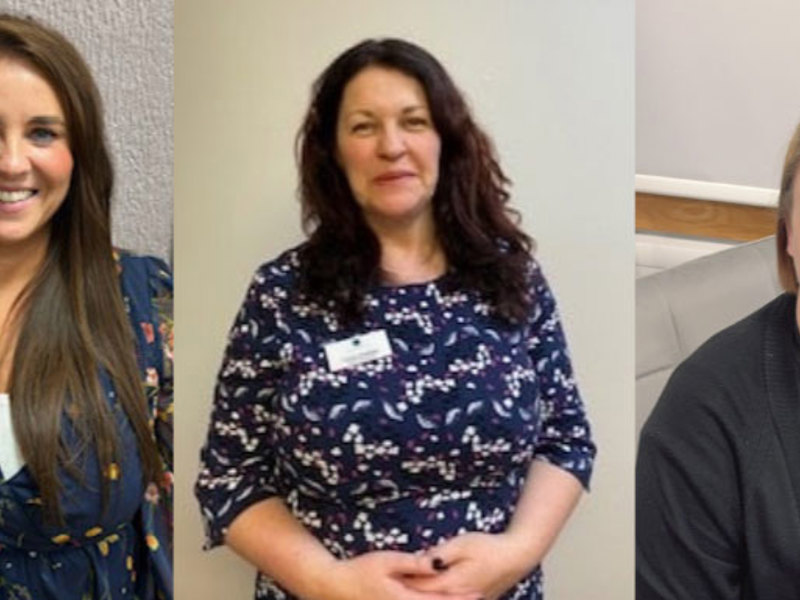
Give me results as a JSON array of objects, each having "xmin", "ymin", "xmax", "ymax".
[
  {"xmin": 195, "ymin": 247, "xmax": 595, "ymax": 600},
  {"xmin": 0, "ymin": 253, "xmax": 173, "ymax": 600}
]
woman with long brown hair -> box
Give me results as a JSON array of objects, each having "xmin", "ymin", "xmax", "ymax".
[
  {"xmin": 196, "ymin": 38, "xmax": 595, "ymax": 600},
  {"xmin": 0, "ymin": 14, "xmax": 172, "ymax": 600}
]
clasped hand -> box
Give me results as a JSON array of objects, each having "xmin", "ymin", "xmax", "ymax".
[{"xmin": 327, "ymin": 533, "xmax": 532, "ymax": 600}]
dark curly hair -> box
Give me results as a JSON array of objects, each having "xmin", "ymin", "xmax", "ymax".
[{"xmin": 296, "ymin": 38, "xmax": 534, "ymax": 324}]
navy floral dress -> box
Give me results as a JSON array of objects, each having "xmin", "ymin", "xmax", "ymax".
[
  {"xmin": 0, "ymin": 253, "xmax": 173, "ymax": 600},
  {"xmin": 196, "ymin": 247, "xmax": 595, "ymax": 600}
]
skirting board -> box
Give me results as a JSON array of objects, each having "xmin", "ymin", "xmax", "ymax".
[{"xmin": 635, "ymin": 174, "xmax": 779, "ymax": 208}]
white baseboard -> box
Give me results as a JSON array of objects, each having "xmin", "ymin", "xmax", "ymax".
[{"xmin": 635, "ymin": 174, "xmax": 778, "ymax": 208}]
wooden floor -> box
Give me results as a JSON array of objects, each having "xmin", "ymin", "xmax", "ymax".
[{"xmin": 635, "ymin": 193, "xmax": 777, "ymax": 242}]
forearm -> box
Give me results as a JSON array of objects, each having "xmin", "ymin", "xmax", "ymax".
[
  {"xmin": 502, "ymin": 460, "xmax": 583, "ymax": 573},
  {"xmin": 225, "ymin": 497, "xmax": 337, "ymax": 600}
]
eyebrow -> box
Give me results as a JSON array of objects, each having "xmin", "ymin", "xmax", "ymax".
[
  {"xmin": 29, "ymin": 116, "xmax": 66, "ymax": 126},
  {"xmin": 0, "ymin": 116, "xmax": 64, "ymax": 127},
  {"xmin": 344, "ymin": 105, "xmax": 429, "ymax": 119}
]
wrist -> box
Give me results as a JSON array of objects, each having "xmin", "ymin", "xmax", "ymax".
[
  {"xmin": 301, "ymin": 554, "xmax": 344, "ymax": 600},
  {"xmin": 312, "ymin": 557, "xmax": 351, "ymax": 600},
  {"xmin": 497, "ymin": 530, "xmax": 543, "ymax": 577}
]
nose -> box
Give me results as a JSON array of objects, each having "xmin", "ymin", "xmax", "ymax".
[
  {"xmin": 377, "ymin": 123, "xmax": 406, "ymax": 160},
  {"xmin": 0, "ymin": 136, "xmax": 30, "ymax": 177}
]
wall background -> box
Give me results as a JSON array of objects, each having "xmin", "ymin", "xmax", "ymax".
[
  {"xmin": 1, "ymin": 0, "xmax": 173, "ymax": 261},
  {"xmin": 637, "ymin": 0, "xmax": 800, "ymax": 190},
  {"xmin": 175, "ymin": 1, "xmax": 634, "ymax": 598}
]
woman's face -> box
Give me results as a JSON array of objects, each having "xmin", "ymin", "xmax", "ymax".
[
  {"xmin": 335, "ymin": 66, "xmax": 441, "ymax": 231},
  {"xmin": 0, "ymin": 57, "xmax": 73, "ymax": 250}
]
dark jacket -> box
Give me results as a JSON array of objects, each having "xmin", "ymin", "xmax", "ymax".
[{"xmin": 637, "ymin": 293, "xmax": 800, "ymax": 599}]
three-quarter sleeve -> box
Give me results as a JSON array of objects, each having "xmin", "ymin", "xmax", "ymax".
[
  {"xmin": 527, "ymin": 261, "xmax": 596, "ymax": 489},
  {"xmin": 195, "ymin": 267, "xmax": 288, "ymax": 549}
]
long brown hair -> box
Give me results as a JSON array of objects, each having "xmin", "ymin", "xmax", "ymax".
[
  {"xmin": 297, "ymin": 39, "xmax": 533, "ymax": 325},
  {"xmin": 0, "ymin": 14, "xmax": 161, "ymax": 522},
  {"xmin": 777, "ymin": 122, "xmax": 800, "ymax": 294}
]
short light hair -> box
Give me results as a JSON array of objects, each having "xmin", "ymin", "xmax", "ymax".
[{"xmin": 777, "ymin": 122, "xmax": 800, "ymax": 294}]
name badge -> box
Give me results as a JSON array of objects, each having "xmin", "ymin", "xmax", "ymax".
[{"xmin": 324, "ymin": 330, "xmax": 392, "ymax": 372}]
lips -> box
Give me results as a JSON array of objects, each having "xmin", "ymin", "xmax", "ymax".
[
  {"xmin": 373, "ymin": 170, "xmax": 416, "ymax": 183},
  {"xmin": 0, "ymin": 189, "xmax": 36, "ymax": 204}
]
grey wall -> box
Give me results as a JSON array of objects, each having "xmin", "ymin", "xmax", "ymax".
[
  {"xmin": 175, "ymin": 1, "xmax": 634, "ymax": 598},
  {"xmin": 1, "ymin": 0, "xmax": 173, "ymax": 261},
  {"xmin": 637, "ymin": 0, "xmax": 800, "ymax": 189}
]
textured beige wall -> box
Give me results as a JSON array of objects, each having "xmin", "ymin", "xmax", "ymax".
[
  {"xmin": 1, "ymin": 0, "xmax": 173, "ymax": 261},
  {"xmin": 175, "ymin": 1, "xmax": 634, "ymax": 598}
]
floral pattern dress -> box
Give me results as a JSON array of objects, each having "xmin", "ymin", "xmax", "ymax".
[
  {"xmin": 0, "ymin": 253, "xmax": 173, "ymax": 600},
  {"xmin": 196, "ymin": 246, "xmax": 595, "ymax": 600}
]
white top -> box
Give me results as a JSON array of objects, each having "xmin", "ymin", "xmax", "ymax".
[{"xmin": 0, "ymin": 393, "xmax": 25, "ymax": 480}]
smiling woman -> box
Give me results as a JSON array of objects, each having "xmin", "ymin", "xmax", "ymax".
[
  {"xmin": 195, "ymin": 38, "xmax": 595, "ymax": 600},
  {"xmin": 0, "ymin": 57, "xmax": 72, "ymax": 250},
  {"xmin": 336, "ymin": 67, "xmax": 442, "ymax": 239},
  {"xmin": 0, "ymin": 14, "xmax": 172, "ymax": 600}
]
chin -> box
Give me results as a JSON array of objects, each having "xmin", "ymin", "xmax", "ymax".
[
  {"xmin": 368, "ymin": 196, "xmax": 432, "ymax": 221},
  {"xmin": 0, "ymin": 223, "xmax": 47, "ymax": 248}
]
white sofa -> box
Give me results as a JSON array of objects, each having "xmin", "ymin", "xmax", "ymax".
[{"xmin": 635, "ymin": 236, "xmax": 782, "ymax": 434}]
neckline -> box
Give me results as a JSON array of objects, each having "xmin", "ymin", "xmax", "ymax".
[
  {"xmin": 373, "ymin": 266, "xmax": 454, "ymax": 292},
  {"xmin": 376, "ymin": 274, "xmax": 448, "ymax": 291}
]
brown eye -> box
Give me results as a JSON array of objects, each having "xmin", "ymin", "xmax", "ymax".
[
  {"xmin": 405, "ymin": 117, "xmax": 429, "ymax": 129},
  {"xmin": 351, "ymin": 122, "xmax": 374, "ymax": 134}
]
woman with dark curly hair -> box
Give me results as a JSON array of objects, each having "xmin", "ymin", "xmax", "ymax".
[
  {"xmin": 196, "ymin": 38, "xmax": 594, "ymax": 600},
  {"xmin": 0, "ymin": 14, "xmax": 172, "ymax": 600}
]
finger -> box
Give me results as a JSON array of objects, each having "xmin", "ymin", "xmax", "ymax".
[
  {"xmin": 401, "ymin": 564, "xmax": 472, "ymax": 594},
  {"xmin": 401, "ymin": 573, "xmax": 452, "ymax": 593},
  {"xmin": 382, "ymin": 551, "xmax": 438, "ymax": 577},
  {"xmin": 390, "ymin": 575, "xmax": 470, "ymax": 600},
  {"xmin": 401, "ymin": 587, "xmax": 482, "ymax": 600},
  {"xmin": 426, "ymin": 535, "xmax": 471, "ymax": 570}
]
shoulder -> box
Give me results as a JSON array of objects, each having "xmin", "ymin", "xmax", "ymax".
[
  {"xmin": 251, "ymin": 244, "xmax": 304, "ymax": 289},
  {"xmin": 524, "ymin": 256, "xmax": 549, "ymax": 292},
  {"xmin": 676, "ymin": 294, "xmax": 786, "ymax": 386},
  {"xmin": 233, "ymin": 244, "xmax": 307, "ymax": 324},
  {"xmin": 115, "ymin": 249, "xmax": 173, "ymax": 298},
  {"xmin": 111, "ymin": 252, "xmax": 173, "ymax": 382},
  {"xmin": 255, "ymin": 244, "xmax": 305, "ymax": 283},
  {"xmin": 522, "ymin": 255, "xmax": 559, "ymax": 321},
  {"xmin": 114, "ymin": 251, "xmax": 173, "ymax": 351},
  {"xmin": 643, "ymin": 295, "xmax": 785, "ymax": 446}
]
